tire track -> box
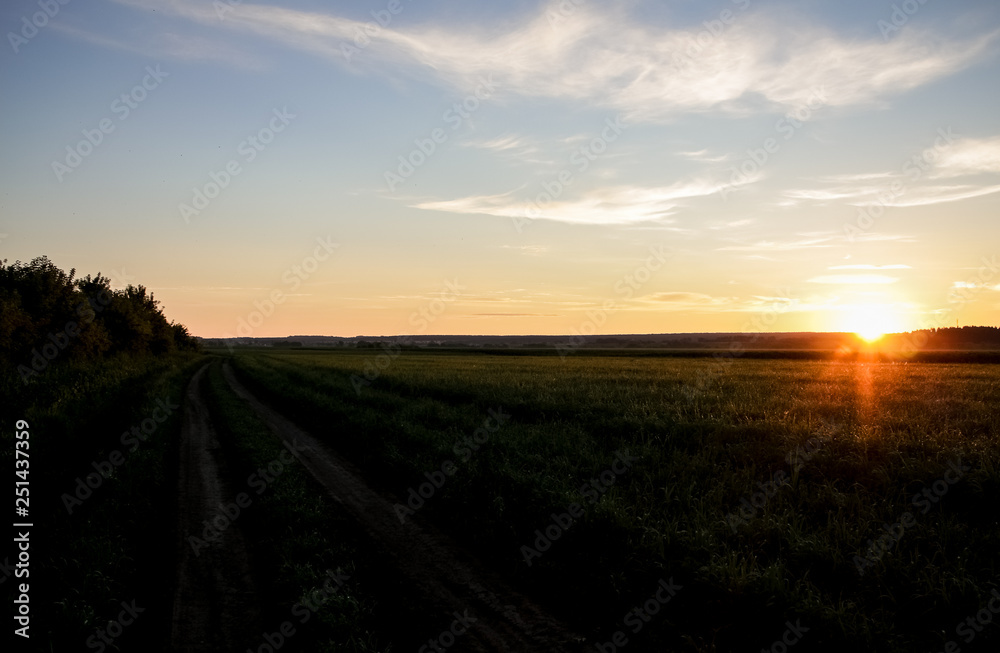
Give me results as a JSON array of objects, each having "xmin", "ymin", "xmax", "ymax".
[
  {"xmin": 221, "ymin": 362, "xmax": 586, "ymax": 652},
  {"xmin": 171, "ymin": 363, "xmax": 261, "ymax": 652}
]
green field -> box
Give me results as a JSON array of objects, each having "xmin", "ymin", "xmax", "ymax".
[
  {"xmin": 12, "ymin": 346, "xmax": 999, "ymax": 651},
  {"xmin": 221, "ymin": 348, "xmax": 1000, "ymax": 652},
  {"xmin": 5, "ymin": 352, "xmax": 202, "ymax": 649}
]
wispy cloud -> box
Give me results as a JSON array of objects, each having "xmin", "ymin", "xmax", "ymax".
[
  {"xmin": 888, "ymin": 183, "xmax": 1000, "ymax": 207},
  {"xmin": 952, "ymin": 281, "xmax": 1000, "ymax": 291},
  {"xmin": 850, "ymin": 233, "xmax": 917, "ymax": 243},
  {"xmin": 462, "ymin": 133, "xmax": 551, "ymax": 164},
  {"xmin": 51, "ymin": 21, "xmax": 268, "ymax": 70},
  {"xmin": 643, "ymin": 292, "xmax": 736, "ymax": 309},
  {"xmin": 808, "ymin": 275, "xmax": 899, "ymax": 284},
  {"xmin": 784, "ymin": 136, "xmax": 1000, "ymax": 208},
  {"xmin": 634, "ymin": 292, "xmax": 836, "ymax": 313},
  {"xmin": 466, "ymin": 134, "xmax": 538, "ymax": 154},
  {"xmin": 932, "ymin": 136, "xmax": 1000, "ymax": 177},
  {"xmin": 464, "ymin": 313, "xmax": 560, "ymax": 317},
  {"xmin": 105, "ymin": 0, "xmax": 997, "ymax": 122},
  {"xmin": 783, "ymin": 188, "xmax": 871, "ymax": 202},
  {"xmin": 677, "ymin": 149, "xmax": 732, "ymax": 163},
  {"xmin": 413, "ymin": 179, "xmax": 726, "ymax": 225},
  {"xmin": 500, "ymin": 244, "xmax": 549, "ymax": 255},
  {"xmin": 816, "ymin": 172, "xmax": 896, "ymax": 183},
  {"xmin": 708, "ymin": 218, "xmax": 755, "ymax": 230},
  {"xmin": 829, "ymin": 264, "xmax": 911, "ymax": 270},
  {"xmin": 718, "ymin": 235, "xmax": 835, "ymax": 252},
  {"xmin": 786, "ymin": 181, "xmax": 1000, "ymax": 208}
]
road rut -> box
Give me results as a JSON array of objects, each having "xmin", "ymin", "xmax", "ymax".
[
  {"xmin": 221, "ymin": 362, "xmax": 585, "ymax": 652},
  {"xmin": 171, "ymin": 363, "xmax": 260, "ymax": 652}
]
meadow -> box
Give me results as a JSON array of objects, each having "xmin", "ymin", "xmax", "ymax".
[
  {"xmin": 3, "ymin": 352, "xmax": 202, "ymax": 649},
  {"xmin": 224, "ymin": 348, "xmax": 1000, "ymax": 652},
  {"xmin": 9, "ymin": 343, "xmax": 999, "ymax": 651}
]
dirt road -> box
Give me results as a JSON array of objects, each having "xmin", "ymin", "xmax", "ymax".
[
  {"xmin": 220, "ymin": 362, "xmax": 586, "ymax": 652},
  {"xmin": 171, "ymin": 364, "xmax": 260, "ymax": 652}
]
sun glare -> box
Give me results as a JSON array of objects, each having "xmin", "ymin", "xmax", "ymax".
[
  {"xmin": 856, "ymin": 325, "xmax": 886, "ymax": 343},
  {"xmin": 840, "ymin": 303, "xmax": 904, "ymax": 343}
]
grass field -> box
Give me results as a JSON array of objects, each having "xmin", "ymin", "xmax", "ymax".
[
  {"xmin": 4, "ymin": 352, "xmax": 203, "ymax": 649},
  {"xmin": 9, "ymin": 347, "xmax": 998, "ymax": 651},
  {"xmin": 201, "ymin": 361, "xmax": 392, "ymax": 652},
  {"xmin": 224, "ymin": 348, "xmax": 1000, "ymax": 652}
]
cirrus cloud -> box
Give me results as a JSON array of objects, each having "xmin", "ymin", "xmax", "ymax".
[{"xmin": 102, "ymin": 0, "xmax": 998, "ymax": 122}]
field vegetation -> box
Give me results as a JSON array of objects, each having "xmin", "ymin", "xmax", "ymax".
[{"xmin": 227, "ymin": 348, "xmax": 1000, "ymax": 652}]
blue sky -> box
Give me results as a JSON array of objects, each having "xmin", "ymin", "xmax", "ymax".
[{"xmin": 2, "ymin": 0, "xmax": 999, "ymax": 337}]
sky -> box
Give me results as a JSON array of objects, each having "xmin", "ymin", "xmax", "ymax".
[{"xmin": 1, "ymin": 0, "xmax": 999, "ymax": 338}]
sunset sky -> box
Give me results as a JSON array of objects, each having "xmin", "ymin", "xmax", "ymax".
[{"xmin": 2, "ymin": 0, "xmax": 999, "ymax": 338}]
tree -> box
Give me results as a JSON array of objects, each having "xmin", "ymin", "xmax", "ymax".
[{"xmin": 1, "ymin": 257, "xmax": 199, "ymax": 372}]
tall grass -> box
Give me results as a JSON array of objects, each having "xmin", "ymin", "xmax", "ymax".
[
  {"xmin": 3, "ymin": 352, "xmax": 204, "ymax": 651},
  {"xmin": 202, "ymin": 362, "xmax": 394, "ymax": 652},
  {"xmin": 230, "ymin": 350, "xmax": 1000, "ymax": 652}
]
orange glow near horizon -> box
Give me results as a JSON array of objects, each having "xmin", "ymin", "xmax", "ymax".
[
  {"xmin": 837, "ymin": 302, "xmax": 907, "ymax": 344},
  {"xmin": 856, "ymin": 327, "xmax": 887, "ymax": 344}
]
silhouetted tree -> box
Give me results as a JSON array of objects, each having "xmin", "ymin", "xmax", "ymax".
[{"xmin": 1, "ymin": 257, "xmax": 200, "ymax": 378}]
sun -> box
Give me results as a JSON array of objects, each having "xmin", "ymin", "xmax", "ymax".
[
  {"xmin": 856, "ymin": 324, "xmax": 887, "ymax": 343},
  {"xmin": 839, "ymin": 303, "xmax": 904, "ymax": 342}
]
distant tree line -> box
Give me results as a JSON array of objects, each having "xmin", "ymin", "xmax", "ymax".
[
  {"xmin": 1, "ymin": 256, "xmax": 199, "ymax": 381},
  {"xmin": 884, "ymin": 326, "xmax": 1000, "ymax": 349}
]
